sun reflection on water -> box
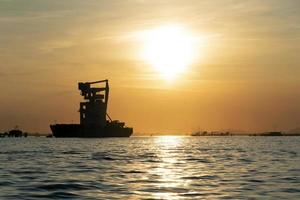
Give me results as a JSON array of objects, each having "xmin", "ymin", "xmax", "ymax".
[
  {"xmin": 154, "ymin": 136, "xmax": 183, "ymax": 146},
  {"xmin": 151, "ymin": 136, "xmax": 185, "ymax": 199}
]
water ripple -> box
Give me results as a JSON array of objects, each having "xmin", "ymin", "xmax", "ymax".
[{"xmin": 0, "ymin": 137, "xmax": 299, "ymax": 199}]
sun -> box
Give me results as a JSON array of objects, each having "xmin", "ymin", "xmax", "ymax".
[{"xmin": 140, "ymin": 25, "xmax": 196, "ymax": 80}]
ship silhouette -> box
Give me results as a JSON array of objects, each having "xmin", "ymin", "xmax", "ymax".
[{"xmin": 50, "ymin": 80, "xmax": 133, "ymax": 137}]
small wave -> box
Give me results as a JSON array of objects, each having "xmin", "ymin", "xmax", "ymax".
[
  {"xmin": 281, "ymin": 188, "xmax": 300, "ymax": 193},
  {"xmin": 8, "ymin": 170, "xmax": 47, "ymax": 175},
  {"xmin": 37, "ymin": 183, "xmax": 91, "ymax": 191},
  {"xmin": 182, "ymin": 175, "xmax": 219, "ymax": 180},
  {"xmin": 0, "ymin": 150, "xmax": 52, "ymax": 155},
  {"xmin": 127, "ymin": 179, "xmax": 158, "ymax": 184},
  {"xmin": 248, "ymin": 179, "xmax": 265, "ymax": 183},
  {"xmin": 143, "ymin": 159, "xmax": 160, "ymax": 163},
  {"xmin": 30, "ymin": 191, "xmax": 81, "ymax": 199},
  {"xmin": 196, "ymin": 148, "xmax": 211, "ymax": 151},
  {"xmin": 91, "ymin": 153, "xmax": 115, "ymax": 161},
  {"xmin": 281, "ymin": 177, "xmax": 300, "ymax": 183},
  {"xmin": 0, "ymin": 181, "xmax": 14, "ymax": 186},
  {"xmin": 122, "ymin": 170, "xmax": 145, "ymax": 174},
  {"xmin": 61, "ymin": 151, "xmax": 82, "ymax": 155},
  {"xmin": 181, "ymin": 192, "xmax": 204, "ymax": 197},
  {"xmin": 139, "ymin": 152, "xmax": 157, "ymax": 158},
  {"xmin": 139, "ymin": 187, "xmax": 189, "ymax": 194},
  {"xmin": 237, "ymin": 158, "xmax": 253, "ymax": 163},
  {"xmin": 288, "ymin": 168, "xmax": 300, "ymax": 173},
  {"xmin": 185, "ymin": 158, "xmax": 211, "ymax": 163}
]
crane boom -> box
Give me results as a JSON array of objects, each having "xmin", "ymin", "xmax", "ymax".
[{"xmin": 85, "ymin": 79, "xmax": 108, "ymax": 85}]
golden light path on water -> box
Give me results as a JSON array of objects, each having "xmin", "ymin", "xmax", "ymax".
[
  {"xmin": 151, "ymin": 136, "xmax": 195, "ymax": 199},
  {"xmin": 148, "ymin": 136, "xmax": 235, "ymax": 199}
]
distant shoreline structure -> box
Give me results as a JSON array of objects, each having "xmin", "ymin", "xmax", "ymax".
[
  {"xmin": 191, "ymin": 131, "xmax": 300, "ymax": 137},
  {"xmin": 0, "ymin": 128, "xmax": 28, "ymax": 138},
  {"xmin": 1, "ymin": 131, "xmax": 300, "ymax": 138}
]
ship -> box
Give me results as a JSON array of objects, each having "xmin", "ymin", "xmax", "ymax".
[{"xmin": 50, "ymin": 80, "xmax": 133, "ymax": 137}]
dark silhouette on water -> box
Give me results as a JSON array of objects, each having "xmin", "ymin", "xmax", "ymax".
[
  {"xmin": 191, "ymin": 130, "xmax": 300, "ymax": 136},
  {"xmin": 0, "ymin": 126, "xmax": 28, "ymax": 138},
  {"xmin": 50, "ymin": 80, "xmax": 133, "ymax": 137}
]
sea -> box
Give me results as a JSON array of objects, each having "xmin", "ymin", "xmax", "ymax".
[{"xmin": 0, "ymin": 136, "xmax": 299, "ymax": 200}]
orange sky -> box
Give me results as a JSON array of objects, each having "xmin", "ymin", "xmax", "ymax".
[{"xmin": 0, "ymin": 0, "xmax": 299, "ymax": 134}]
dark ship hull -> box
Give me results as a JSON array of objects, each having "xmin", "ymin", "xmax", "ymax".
[{"xmin": 50, "ymin": 123, "xmax": 133, "ymax": 138}]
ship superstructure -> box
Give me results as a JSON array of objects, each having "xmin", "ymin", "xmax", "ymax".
[
  {"xmin": 50, "ymin": 80, "xmax": 133, "ymax": 137},
  {"xmin": 79, "ymin": 80, "xmax": 109, "ymax": 127}
]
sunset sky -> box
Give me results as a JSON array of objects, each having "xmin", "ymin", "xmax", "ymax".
[{"xmin": 0, "ymin": 0, "xmax": 299, "ymax": 134}]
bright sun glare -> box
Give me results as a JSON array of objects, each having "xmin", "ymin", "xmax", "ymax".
[{"xmin": 140, "ymin": 25, "xmax": 196, "ymax": 80}]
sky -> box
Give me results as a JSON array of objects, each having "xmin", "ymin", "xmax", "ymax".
[{"xmin": 0, "ymin": 0, "xmax": 300, "ymax": 134}]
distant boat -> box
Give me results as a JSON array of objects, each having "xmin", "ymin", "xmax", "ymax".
[{"xmin": 50, "ymin": 80, "xmax": 133, "ymax": 138}]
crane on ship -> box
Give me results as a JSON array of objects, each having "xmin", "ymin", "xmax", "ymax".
[{"xmin": 78, "ymin": 80, "xmax": 114, "ymax": 125}]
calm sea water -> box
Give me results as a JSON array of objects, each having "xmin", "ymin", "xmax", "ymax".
[{"xmin": 0, "ymin": 136, "xmax": 299, "ymax": 199}]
